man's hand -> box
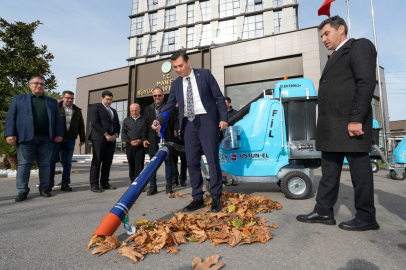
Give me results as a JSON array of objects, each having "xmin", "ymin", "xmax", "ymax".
[
  {"xmin": 105, "ymin": 134, "xmax": 112, "ymax": 141},
  {"xmin": 6, "ymin": 136, "xmax": 16, "ymax": 146},
  {"xmin": 79, "ymin": 142, "xmax": 85, "ymax": 147},
  {"xmin": 110, "ymin": 135, "xmax": 117, "ymax": 142},
  {"xmin": 348, "ymin": 122, "xmax": 364, "ymax": 137},
  {"xmin": 219, "ymin": 121, "xmax": 228, "ymax": 131},
  {"xmin": 143, "ymin": 140, "xmax": 150, "ymax": 148},
  {"xmin": 55, "ymin": 136, "xmax": 63, "ymax": 143},
  {"xmin": 131, "ymin": 140, "xmax": 137, "ymax": 146},
  {"xmin": 135, "ymin": 139, "xmax": 141, "ymax": 146},
  {"xmin": 151, "ymin": 120, "xmax": 161, "ymax": 132}
]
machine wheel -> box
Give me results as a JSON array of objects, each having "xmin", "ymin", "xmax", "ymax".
[
  {"xmin": 371, "ymin": 161, "xmax": 379, "ymax": 173},
  {"xmin": 390, "ymin": 170, "xmax": 405, "ymax": 180},
  {"xmin": 281, "ymin": 171, "xmax": 312, "ymax": 200}
]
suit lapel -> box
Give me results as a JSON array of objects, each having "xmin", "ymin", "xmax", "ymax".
[
  {"xmin": 194, "ymin": 68, "xmax": 203, "ymax": 98},
  {"xmin": 321, "ymin": 38, "xmax": 354, "ymax": 78},
  {"xmin": 101, "ymin": 103, "xmax": 113, "ymax": 122}
]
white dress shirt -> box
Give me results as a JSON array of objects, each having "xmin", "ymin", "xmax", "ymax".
[
  {"xmin": 182, "ymin": 69, "xmax": 207, "ymax": 116},
  {"xmin": 335, "ymin": 38, "xmax": 349, "ymax": 52}
]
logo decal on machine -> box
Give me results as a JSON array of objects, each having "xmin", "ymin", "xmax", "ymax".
[{"xmin": 230, "ymin": 153, "xmax": 237, "ymax": 162}]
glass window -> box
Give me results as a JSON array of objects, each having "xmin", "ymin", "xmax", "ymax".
[
  {"xmin": 274, "ymin": 10, "xmax": 282, "ymax": 34},
  {"xmin": 160, "ymin": 54, "xmax": 171, "ymax": 59},
  {"xmin": 217, "ymin": 19, "xmax": 236, "ymax": 43},
  {"xmin": 219, "ymin": 0, "xmax": 240, "ymax": 18},
  {"xmin": 242, "ymin": 14, "xmax": 263, "ymax": 39},
  {"xmin": 149, "ymin": 12, "xmax": 158, "ymax": 32},
  {"xmin": 166, "ymin": 0, "xmax": 176, "ymax": 6},
  {"xmin": 273, "ymin": 0, "xmax": 283, "ymax": 8},
  {"xmin": 187, "ymin": 27, "xmax": 194, "ymax": 48},
  {"xmin": 148, "ymin": 0, "xmax": 158, "ymax": 10},
  {"xmin": 180, "ymin": 0, "xmax": 188, "ymax": 2},
  {"xmin": 146, "ymin": 56, "xmax": 156, "ymax": 62},
  {"xmin": 200, "ymin": 1, "xmax": 211, "ymax": 21},
  {"xmin": 147, "ymin": 34, "xmax": 157, "ymax": 55},
  {"xmin": 165, "ymin": 8, "xmax": 177, "ymax": 28},
  {"xmin": 131, "ymin": 16, "xmax": 144, "ymax": 36},
  {"xmin": 246, "ymin": 0, "xmax": 262, "ymax": 13},
  {"xmin": 187, "ymin": 4, "xmax": 195, "ymax": 24},
  {"xmin": 136, "ymin": 37, "xmax": 143, "ymax": 56},
  {"xmin": 111, "ymin": 100, "xmax": 128, "ymax": 153},
  {"xmin": 161, "ymin": 30, "xmax": 179, "ymax": 52},
  {"xmin": 132, "ymin": 0, "xmax": 139, "ymax": 15},
  {"xmin": 200, "ymin": 24, "xmax": 211, "ymax": 46}
]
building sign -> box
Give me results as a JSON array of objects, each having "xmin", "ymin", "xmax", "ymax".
[
  {"xmin": 137, "ymin": 74, "xmax": 175, "ymax": 97},
  {"xmin": 161, "ymin": 61, "xmax": 172, "ymax": 73}
]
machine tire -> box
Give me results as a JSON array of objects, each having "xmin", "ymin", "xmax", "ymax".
[
  {"xmin": 371, "ymin": 161, "xmax": 379, "ymax": 173},
  {"xmin": 390, "ymin": 170, "xmax": 405, "ymax": 180},
  {"xmin": 281, "ymin": 171, "xmax": 312, "ymax": 200}
]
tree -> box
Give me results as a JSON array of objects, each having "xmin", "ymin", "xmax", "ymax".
[{"xmin": 0, "ymin": 18, "xmax": 58, "ymax": 112}]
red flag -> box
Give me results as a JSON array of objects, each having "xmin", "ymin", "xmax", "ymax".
[{"xmin": 318, "ymin": 0, "xmax": 336, "ymax": 17}]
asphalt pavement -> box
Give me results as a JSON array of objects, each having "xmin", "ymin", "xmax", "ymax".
[{"xmin": 0, "ymin": 163, "xmax": 405, "ymax": 270}]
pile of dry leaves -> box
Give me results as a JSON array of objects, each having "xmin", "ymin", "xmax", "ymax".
[{"xmin": 88, "ymin": 190, "xmax": 282, "ymax": 265}]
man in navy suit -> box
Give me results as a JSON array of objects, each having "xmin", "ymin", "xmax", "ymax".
[
  {"xmin": 152, "ymin": 51, "xmax": 228, "ymax": 212},
  {"xmin": 4, "ymin": 77, "xmax": 64, "ymax": 202}
]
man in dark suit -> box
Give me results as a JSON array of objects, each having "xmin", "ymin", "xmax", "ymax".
[
  {"xmin": 88, "ymin": 90, "xmax": 121, "ymax": 193},
  {"xmin": 296, "ymin": 16, "xmax": 379, "ymax": 231},
  {"xmin": 142, "ymin": 87, "xmax": 178, "ymax": 196},
  {"xmin": 152, "ymin": 51, "xmax": 228, "ymax": 213},
  {"xmin": 122, "ymin": 103, "xmax": 145, "ymax": 183},
  {"xmin": 4, "ymin": 77, "xmax": 64, "ymax": 201},
  {"xmin": 225, "ymin": 97, "xmax": 238, "ymax": 119}
]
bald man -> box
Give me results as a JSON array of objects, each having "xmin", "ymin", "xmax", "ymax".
[{"xmin": 122, "ymin": 103, "xmax": 146, "ymax": 182}]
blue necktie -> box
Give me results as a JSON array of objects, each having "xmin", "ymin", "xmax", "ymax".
[{"xmin": 186, "ymin": 77, "xmax": 195, "ymax": 122}]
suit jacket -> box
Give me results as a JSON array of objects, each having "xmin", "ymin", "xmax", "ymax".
[
  {"xmin": 4, "ymin": 94, "xmax": 64, "ymax": 143},
  {"xmin": 316, "ymin": 38, "xmax": 377, "ymax": 152},
  {"xmin": 88, "ymin": 102, "xmax": 121, "ymax": 141},
  {"xmin": 142, "ymin": 101, "xmax": 178, "ymax": 156},
  {"xmin": 157, "ymin": 68, "xmax": 228, "ymax": 134},
  {"xmin": 122, "ymin": 116, "xmax": 145, "ymax": 145},
  {"xmin": 58, "ymin": 101, "xmax": 86, "ymax": 142}
]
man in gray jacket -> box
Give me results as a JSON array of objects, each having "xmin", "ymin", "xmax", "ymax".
[{"xmin": 296, "ymin": 16, "xmax": 379, "ymax": 231}]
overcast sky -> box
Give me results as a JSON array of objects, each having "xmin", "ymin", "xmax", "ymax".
[{"xmin": 1, "ymin": 0, "xmax": 404, "ymax": 121}]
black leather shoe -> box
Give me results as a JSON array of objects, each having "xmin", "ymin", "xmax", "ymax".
[
  {"xmin": 183, "ymin": 199, "xmax": 205, "ymax": 212},
  {"xmin": 61, "ymin": 182, "xmax": 73, "ymax": 192},
  {"xmin": 211, "ymin": 199, "xmax": 222, "ymax": 213},
  {"xmin": 296, "ymin": 212, "xmax": 336, "ymax": 225},
  {"xmin": 15, "ymin": 192, "xmax": 28, "ymax": 202},
  {"xmin": 147, "ymin": 186, "xmax": 158, "ymax": 196},
  {"xmin": 166, "ymin": 184, "xmax": 173, "ymax": 194},
  {"xmin": 40, "ymin": 190, "xmax": 52, "ymax": 198},
  {"xmin": 172, "ymin": 178, "xmax": 179, "ymax": 186},
  {"xmin": 180, "ymin": 180, "xmax": 187, "ymax": 187},
  {"xmin": 338, "ymin": 218, "xmax": 380, "ymax": 231},
  {"xmin": 91, "ymin": 186, "xmax": 104, "ymax": 193},
  {"xmin": 101, "ymin": 183, "xmax": 116, "ymax": 190}
]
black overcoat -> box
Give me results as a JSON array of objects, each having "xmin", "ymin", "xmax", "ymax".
[{"xmin": 316, "ymin": 38, "xmax": 377, "ymax": 152}]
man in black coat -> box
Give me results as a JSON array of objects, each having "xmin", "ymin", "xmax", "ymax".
[
  {"xmin": 122, "ymin": 103, "xmax": 145, "ymax": 183},
  {"xmin": 225, "ymin": 97, "xmax": 238, "ymax": 119},
  {"xmin": 88, "ymin": 91, "xmax": 121, "ymax": 193},
  {"xmin": 142, "ymin": 87, "xmax": 178, "ymax": 196},
  {"xmin": 297, "ymin": 16, "xmax": 379, "ymax": 231}
]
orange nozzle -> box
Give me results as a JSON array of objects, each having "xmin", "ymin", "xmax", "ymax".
[
  {"xmin": 93, "ymin": 213, "xmax": 122, "ymax": 236},
  {"xmin": 283, "ymin": 77, "xmax": 288, "ymax": 80}
]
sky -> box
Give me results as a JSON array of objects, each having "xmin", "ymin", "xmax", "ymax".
[{"xmin": 0, "ymin": 0, "xmax": 405, "ymax": 121}]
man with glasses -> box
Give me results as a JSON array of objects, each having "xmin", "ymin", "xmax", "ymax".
[
  {"xmin": 4, "ymin": 77, "xmax": 64, "ymax": 201},
  {"xmin": 49, "ymin": 90, "xmax": 86, "ymax": 192},
  {"xmin": 142, "ymin": 87, "xmax": 178, "ymax": 196}
]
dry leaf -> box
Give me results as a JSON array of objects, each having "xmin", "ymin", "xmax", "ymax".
[
  {"xmin": 227, "ymin": 231, "xmax": 242, "ymax": 247},
  {"xmin": 166, "ymin": 246, "xmax": 179, "ymax": 254},
  {"xmin": 87, "ymin": 235, "xmax": 104, "ymax": 249},
  {"xmin": 192, "ymin": 255, "xmax": 225, "ymax": 270},
  {"xmin": 119, "ymin": 246, "xmax": 144, "ymax": 264},
  {"xmin": 91, "ymin": 243, "xmax": 112, "ymax": 256},
  {"xmin": 104, "ymin": 235, "xmax": 120, "ymax": 249},
  {"xmin": 176, "ymin": 192, "xmax": 186, "ymax": 198},
  {"xmin": 168, "ymin": 193, "xmax": 175, "ymax": 198}
]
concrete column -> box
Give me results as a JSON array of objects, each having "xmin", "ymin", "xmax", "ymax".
[
  {"xmin": 211, "ymin": 0, "xmax": 219, "ymax": 20},
  {"xmin": 211, "ymin": 20, "xmax": 219, "ymax": 45},
  {"xmin": 143, "ymin": 34, "xmax": 150, "ymax": 55},
  {"xmin": 157, "ymin": 9, "xmax": 165, "ymax": 31},
  {"xmin": 136, "ymin": 58, "xmax": 146, "ymax": 64},
  {"xmin": 281, "ymin": 7, "xmax": 294, "ymax": 33},
  {"xmin": 158, "ymin": 0, "xmax": 166, "ymax": 9},
  {"xmin": 263, "ymin": 11, "xmax": 274, "ymax": 36},
  {"xmin": 156, "ymin": 31, "xmax": 164, "ymax": 53},
  {"xmin": 194, "ymin": 2, "xmax": 202, "ymax": 23},
  {"xmin": 239, "ymin": 0, "xmax": 246, "ymax": 14},
  {"xmin": 236, "ymin": 16, "xmax": 244, "ymax": 40},
  {"xmin": 144, "ymin": 13, "xmax": 150, "ymax": 33},
  {"xmin": 139, "ymin": 0, "xmax": 148, "ymax": 13},
  {"xmin": 283, "ymin": 0, "xmax": 293, "ymax": 6},
  {"xmin": 177, "ymin": 4, "xmax": 187, "ymax": 26},
  {"xmin": 179, "ymin": 27, "xmax": 187, "ymax": 49},
  {"xmin": 129, "ymin": 37, "xmax": 137, "ymax": 58},
  {"xmin": 195, "ymin": 24, "xmax": 202, "ymax": 47},
  {"xmin": 264, "ymin": 0, "xmax": 272, "ymax": 9}
]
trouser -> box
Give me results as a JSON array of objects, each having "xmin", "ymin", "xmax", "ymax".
[
  {"xmin": 149, "ymin": 137, "xmax": 172, "ymax": 187},
  {"xmin": 126, "ymin": 144, "xmax": 145, "ymax": 182},
  {"xmin": 16, "ymin": 135, "xmax": 53, "ymax": 193},
  {"xmin": 183, "ymin": 114, "xmax": 222, "ymax": 201},
  {"xmin": 313, "ymin": 151, "xmax": 376, "ymax": 223},
  {"xmin": 50, "ymin": 138, "xmax": 75, "ymax": 185},
  {"xmin": 89, "ymin": 140, "xmax": 116, "ymax": 187}
]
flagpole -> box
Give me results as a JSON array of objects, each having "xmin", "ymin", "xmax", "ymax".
[
  {"xmin": 370, "ymin": 0, "xmax": 388, "ymax": 159},
  {"xmin": 345, "ymin": 0, "xmax": 352, "ymax": 38}
]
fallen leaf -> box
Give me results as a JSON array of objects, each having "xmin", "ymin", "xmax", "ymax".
[
  {"xmin": 166, "ymin": 246, "xmax": 179, "ymax": 254},
  {"xmin": 91, "ymin": 243, "xmax": 112, "ymax": 256},
  {"xmin": 119, "ymin": 246, "xmax": 144, "ymax": 264},
  {"xmin": 168, "ymin": 193, "xmax": 175, "ymax": 198},
  {"xmin": 105, "ymin": 235, "xmax": 119, "ymax": 249},
  {"xmin": 227, "ymin": 230, "xmax": 242, "ymax": 248},
  {"xmin": 176, "ymin": 193, "xmax": 186, "ymax": 198},
  {"xmin": 192, "ymin": 255, "xmax": 225, "ymax": 270},
  {"xmin": 227, "ymin": 205, "xmax": 236, "ymax": 213},
  {"xmin": 232, "ymin": 219, "xmax": 244, "ymax": 228},
  {"xmin": 87, "ymin": 235, "xmax": 104, "ymax": 249}
]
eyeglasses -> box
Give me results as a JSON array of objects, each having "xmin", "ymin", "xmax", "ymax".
[
  {"xmin": 153, "ymin": 95, "xmax": 162, "ymax": 98},
  {"xmin": 63, "ymin": 97, "xmax": 75, "ymax": 100},
  {"xmin": 30, "ymin": 82, "xmax": 46, "ymax": 86}
]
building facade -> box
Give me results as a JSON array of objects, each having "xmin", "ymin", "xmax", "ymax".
[{"xmin": 75, "ymin": 0, "xmax": 389, "ymax": 155}]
